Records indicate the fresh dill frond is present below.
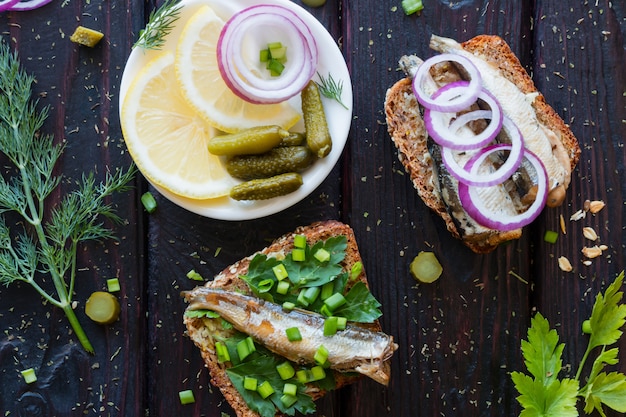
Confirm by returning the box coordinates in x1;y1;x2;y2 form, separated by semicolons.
0;38;136;354
133;0;182;50
315;71;349;110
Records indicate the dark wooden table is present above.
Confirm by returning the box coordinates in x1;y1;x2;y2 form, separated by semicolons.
1;0;624;416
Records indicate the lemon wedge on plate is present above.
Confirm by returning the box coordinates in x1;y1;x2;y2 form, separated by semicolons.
175;5;301;133
120;51;237;199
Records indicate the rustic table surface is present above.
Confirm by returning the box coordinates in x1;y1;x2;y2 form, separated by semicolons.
0;0;624;416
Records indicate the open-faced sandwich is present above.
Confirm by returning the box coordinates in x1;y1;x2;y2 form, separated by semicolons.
182;220;397;417
385;35;581;253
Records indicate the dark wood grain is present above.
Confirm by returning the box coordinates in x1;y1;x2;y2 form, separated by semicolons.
0;0;624;416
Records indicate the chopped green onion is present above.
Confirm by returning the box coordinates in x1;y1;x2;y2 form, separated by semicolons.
336;316;347;331
350;261;363;282
257;381;275;399
276;280;290;295
186;269;204;281
401;0;424;15
310;365;326;381
323;293;347;312
320;281;334;300
280;394;297;408
544;230;559;244
257;278;275;293
319;304;332;317
244;376;258;391
141;191;157;213
282;301;296;312
323;316;339;336
236;336;256;361
285;326;302;342
267;41;283;50
296;290;309;307
313;248;330;263
106;278;120;293
276;361;296;380
582;319;592;334
283;382;298;396
259;48;270;62
215;341;231;363
292;248;306;262
267;59;285;76
179;389;195;405
21;368;37;384
314;344;329;365
293;234;307;249
302;286;320;304
272;264;289;281
296;369;310;383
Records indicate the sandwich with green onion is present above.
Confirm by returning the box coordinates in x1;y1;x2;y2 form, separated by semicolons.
182;220;397;417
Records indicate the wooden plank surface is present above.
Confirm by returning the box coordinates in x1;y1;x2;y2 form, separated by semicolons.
0;0;624;416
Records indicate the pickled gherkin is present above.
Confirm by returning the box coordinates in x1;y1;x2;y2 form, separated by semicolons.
279;132;306;147
301;80;332;158
226;146;315;180
230;173;303;201
208;125;290;156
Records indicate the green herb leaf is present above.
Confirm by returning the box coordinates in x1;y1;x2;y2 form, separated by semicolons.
334;281;382;323
184;309;220;319
0;39;135;353
582;372;626;415
520;313;564;386
315;72;349;110
224;334;317;417
511;372;578;417
133;0;182;50
282;235;347;288
588;272;626;350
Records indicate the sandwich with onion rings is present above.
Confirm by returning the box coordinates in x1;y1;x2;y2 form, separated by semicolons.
385;34;580;253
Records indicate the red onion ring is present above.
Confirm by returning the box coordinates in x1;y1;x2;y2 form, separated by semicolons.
458;145;549;231
217;4;318;104
424;83;503;150
4;0;53;11
0;0;20;11
412;53;482;113
441;115;524;186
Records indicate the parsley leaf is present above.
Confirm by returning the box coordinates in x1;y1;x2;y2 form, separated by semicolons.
520;313;564;386
582;372;626;415
282;235;347;288
587;272;626;350
334;282;382;323
512;271;626;417
223;333;319;417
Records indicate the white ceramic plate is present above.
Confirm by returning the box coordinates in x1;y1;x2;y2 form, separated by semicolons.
119;0;352;220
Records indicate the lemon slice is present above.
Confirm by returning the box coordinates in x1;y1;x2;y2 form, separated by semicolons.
121;52;237;199
175;5;301;133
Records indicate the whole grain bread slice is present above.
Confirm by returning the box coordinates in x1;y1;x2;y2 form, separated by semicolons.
184;220;381;417
385;35;580;253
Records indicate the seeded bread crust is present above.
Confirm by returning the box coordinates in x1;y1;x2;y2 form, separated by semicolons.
385;35;580;253
184;220;377;417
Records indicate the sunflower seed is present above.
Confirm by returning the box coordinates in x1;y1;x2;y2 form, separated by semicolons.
558;256;573;272
581;246;603;258
582;227;598;241
589;200;605;214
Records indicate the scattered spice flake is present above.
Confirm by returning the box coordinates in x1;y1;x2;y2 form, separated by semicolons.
559;214;566;234
570;209;586;221
558;256;573;272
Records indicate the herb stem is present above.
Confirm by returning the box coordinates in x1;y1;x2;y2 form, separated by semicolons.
574;344;592;382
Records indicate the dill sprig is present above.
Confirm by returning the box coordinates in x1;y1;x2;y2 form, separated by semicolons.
133;0;182;50
0;39;136;354
315;71;349;110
